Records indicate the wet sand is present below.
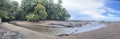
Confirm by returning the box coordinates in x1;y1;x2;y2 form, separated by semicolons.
1;21;120;39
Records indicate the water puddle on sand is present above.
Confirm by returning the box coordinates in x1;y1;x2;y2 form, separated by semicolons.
38;24;107;35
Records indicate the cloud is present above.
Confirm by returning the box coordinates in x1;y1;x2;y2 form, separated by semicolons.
62;0;104;9
102;7;120;21
61;0;106;20
61;0;120;21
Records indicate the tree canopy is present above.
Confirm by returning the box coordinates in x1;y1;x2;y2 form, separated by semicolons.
0;0;14;21
0;0;71;22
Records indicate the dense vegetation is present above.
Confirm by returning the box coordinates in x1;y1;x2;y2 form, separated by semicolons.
0;0;71;22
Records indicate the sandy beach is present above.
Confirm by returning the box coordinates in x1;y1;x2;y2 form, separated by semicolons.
0;21;120;39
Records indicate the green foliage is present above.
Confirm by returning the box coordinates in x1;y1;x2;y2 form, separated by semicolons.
41;0;70;20
11;1;19;11
20;0;37;20
0;0;13;12
59;8;71;20
0;0;14;21
34;4;47;20
0;11;7;18
21;0;36;13
26;4;47;21
26;13;39;21
15;8;23;20
10;1;19;20
0;0;71;22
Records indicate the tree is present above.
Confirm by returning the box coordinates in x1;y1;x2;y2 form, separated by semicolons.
21;0;36;13
26;13;39;21
59;8;71;20
20;0;39;20
0;0;70;21
41;0;70;20
0;11;7;18
0;0;13;12
0;0;13;21
33;4;47;20
6;1;19;21
25;4;47;21
11;1;19;12
15;8;26;20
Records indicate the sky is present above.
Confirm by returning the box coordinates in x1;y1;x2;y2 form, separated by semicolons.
12;0;120;21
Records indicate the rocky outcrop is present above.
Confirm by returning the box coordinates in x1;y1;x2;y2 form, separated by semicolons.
0;24;25;39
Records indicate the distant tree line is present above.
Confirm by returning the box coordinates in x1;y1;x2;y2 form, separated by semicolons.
0;0;71;22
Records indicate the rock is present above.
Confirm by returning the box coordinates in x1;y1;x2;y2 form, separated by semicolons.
2;31;24;39
57;34;69;36
66;25;74;28
0;25;25;39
